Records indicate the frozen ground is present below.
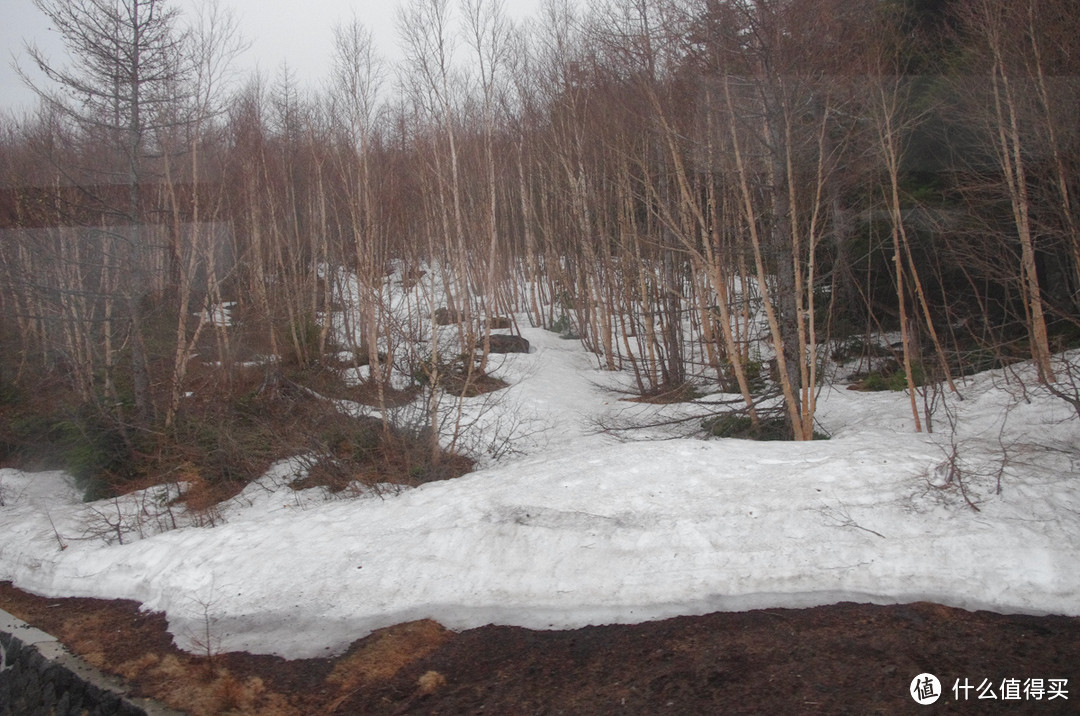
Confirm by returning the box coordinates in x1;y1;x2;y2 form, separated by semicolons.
1;324;1078;659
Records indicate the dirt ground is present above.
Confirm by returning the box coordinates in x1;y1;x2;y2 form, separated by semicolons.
2;581;1077;715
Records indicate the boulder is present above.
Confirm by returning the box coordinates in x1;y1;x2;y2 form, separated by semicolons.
485;334;530;353
434;307;461;325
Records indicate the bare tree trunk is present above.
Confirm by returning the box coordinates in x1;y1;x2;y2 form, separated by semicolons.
724;76;806;438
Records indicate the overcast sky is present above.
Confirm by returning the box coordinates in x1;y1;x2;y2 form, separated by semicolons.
1;0;547;117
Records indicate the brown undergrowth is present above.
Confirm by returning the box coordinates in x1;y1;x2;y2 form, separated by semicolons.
0;340;495;508
0;581;453;716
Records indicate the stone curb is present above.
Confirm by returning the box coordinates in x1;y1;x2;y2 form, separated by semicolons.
1;606;186;716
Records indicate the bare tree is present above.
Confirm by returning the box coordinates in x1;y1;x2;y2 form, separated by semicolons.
860;4;959;430
949;0;1061;383
462;0;512;375
21;0;195;429
329;16;388;406
704;0;864;438
162;0;244;429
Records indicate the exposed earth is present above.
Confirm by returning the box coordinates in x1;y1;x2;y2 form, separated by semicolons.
2;582;1077;715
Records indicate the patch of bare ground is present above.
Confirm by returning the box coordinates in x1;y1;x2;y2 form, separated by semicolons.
3;581;1078;715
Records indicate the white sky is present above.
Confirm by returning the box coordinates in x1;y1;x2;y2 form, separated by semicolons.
1;0;547;117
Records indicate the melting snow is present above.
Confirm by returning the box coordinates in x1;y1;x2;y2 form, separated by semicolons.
1;325;1078;658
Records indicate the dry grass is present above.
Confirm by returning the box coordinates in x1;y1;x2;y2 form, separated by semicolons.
327;619;452;692
116;652;161;680
22;595;302;716
417;669;447;694
135;654;296;716
324;619;453;711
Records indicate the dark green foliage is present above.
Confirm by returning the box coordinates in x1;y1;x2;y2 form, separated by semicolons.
831;336;892;364
0;394;138;501
0;407;69;472
58;410;139;501
717;358;765;395
702;413;830;441
858;361;926;392
549;313;578;339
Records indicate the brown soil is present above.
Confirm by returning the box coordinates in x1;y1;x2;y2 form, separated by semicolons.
2;582;1077;715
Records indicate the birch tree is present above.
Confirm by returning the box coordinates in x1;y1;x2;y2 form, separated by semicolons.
951;0;1060;383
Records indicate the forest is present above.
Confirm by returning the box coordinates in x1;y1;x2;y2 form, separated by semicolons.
1;0;1079;502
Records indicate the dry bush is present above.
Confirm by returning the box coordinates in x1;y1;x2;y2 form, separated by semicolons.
212;670;267;713
417;670;447;694
151;655;293;716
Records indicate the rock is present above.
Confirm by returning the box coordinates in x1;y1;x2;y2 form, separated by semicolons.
434;307;461;325
485;334;530;353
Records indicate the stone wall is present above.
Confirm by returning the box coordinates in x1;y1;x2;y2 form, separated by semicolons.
1;607;182;716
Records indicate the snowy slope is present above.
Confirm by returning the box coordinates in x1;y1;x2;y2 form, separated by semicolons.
1;323;1078;659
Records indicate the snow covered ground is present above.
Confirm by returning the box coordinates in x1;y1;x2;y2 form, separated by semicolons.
1;323;1078;659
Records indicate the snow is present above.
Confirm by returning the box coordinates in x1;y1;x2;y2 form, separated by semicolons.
198;301;236;327
1;323;1079;659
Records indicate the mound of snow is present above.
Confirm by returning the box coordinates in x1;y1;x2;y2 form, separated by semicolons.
1;330;1078;658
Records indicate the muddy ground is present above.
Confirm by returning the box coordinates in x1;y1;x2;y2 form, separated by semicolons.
1;582;1077;715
